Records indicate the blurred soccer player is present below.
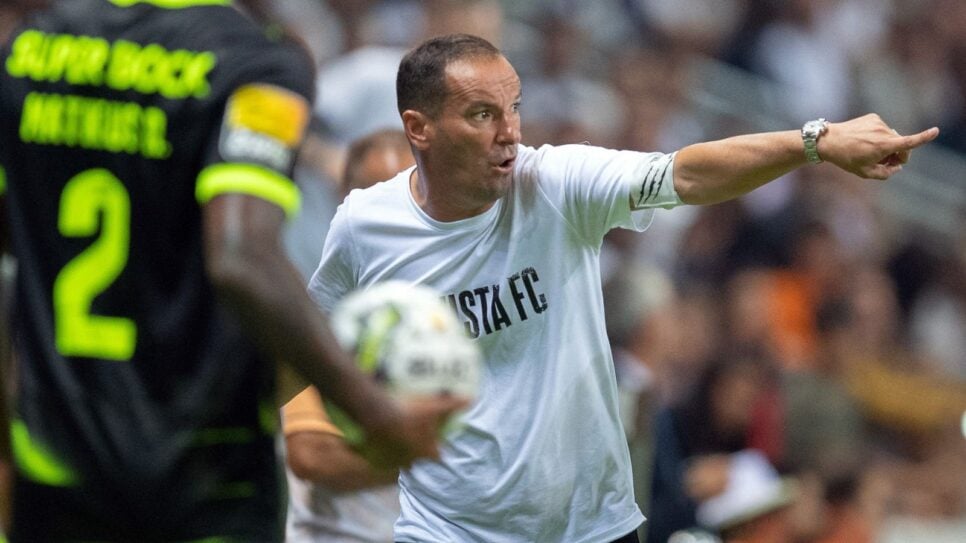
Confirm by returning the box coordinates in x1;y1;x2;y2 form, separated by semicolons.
0;2;462;541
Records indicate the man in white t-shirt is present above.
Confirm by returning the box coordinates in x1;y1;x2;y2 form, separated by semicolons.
308;34;938;543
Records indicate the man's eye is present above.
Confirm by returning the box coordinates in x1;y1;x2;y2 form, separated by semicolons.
512;102;521;113
472;111;491;121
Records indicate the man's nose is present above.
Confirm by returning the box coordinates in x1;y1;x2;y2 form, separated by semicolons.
496;117;521;145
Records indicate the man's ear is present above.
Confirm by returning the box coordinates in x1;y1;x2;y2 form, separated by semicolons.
402;110;433;152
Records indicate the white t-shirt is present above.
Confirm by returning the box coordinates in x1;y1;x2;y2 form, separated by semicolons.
285;469;399;543
308;143;680;542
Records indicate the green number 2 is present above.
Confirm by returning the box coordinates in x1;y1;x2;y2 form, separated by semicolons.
53;169;137;361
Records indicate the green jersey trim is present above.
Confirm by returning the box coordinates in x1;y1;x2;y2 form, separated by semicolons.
258;399;279;435
11;419;80;487
196;163;301;219
107;0;232;8
0;165;6;196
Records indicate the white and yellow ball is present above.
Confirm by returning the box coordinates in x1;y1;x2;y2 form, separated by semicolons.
327;280;481;444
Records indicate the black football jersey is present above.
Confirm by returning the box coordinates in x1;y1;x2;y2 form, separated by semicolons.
0;1;314;540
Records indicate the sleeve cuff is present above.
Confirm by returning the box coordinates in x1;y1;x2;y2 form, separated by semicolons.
196;162;301;219
282;386;343;437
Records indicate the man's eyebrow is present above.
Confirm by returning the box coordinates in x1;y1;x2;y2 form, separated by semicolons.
461;93;522;111
465;99;498;109
474;93;523;105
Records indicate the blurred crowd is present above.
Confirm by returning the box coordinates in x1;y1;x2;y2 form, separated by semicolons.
267;0;965;542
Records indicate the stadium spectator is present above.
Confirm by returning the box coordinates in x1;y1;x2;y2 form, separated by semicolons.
307;33;937;542
695;449;799;543
283;129;414;543
745;0;855;122
282;120;343;281
648;355;781;542
309;0;505;145
602;263;679;540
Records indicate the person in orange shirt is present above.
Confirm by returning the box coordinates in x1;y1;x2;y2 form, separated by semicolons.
283;129;415;543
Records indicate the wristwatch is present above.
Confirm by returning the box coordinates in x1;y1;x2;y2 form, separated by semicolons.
801;118;829;164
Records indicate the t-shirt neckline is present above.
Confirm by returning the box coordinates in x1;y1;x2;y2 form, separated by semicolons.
404;166;504;231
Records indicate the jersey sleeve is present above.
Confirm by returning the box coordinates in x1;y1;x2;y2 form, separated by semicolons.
195;40;315;219
519;143;682;244
282;386;342;437
307;201;357;313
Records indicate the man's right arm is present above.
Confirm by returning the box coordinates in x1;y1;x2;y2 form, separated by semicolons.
201;192;463;467
672;114;939;206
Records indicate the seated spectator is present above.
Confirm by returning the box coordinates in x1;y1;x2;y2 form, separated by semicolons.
648;355;782;543
696;450;799;543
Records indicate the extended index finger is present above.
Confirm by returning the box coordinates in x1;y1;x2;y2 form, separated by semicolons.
886;126;940;153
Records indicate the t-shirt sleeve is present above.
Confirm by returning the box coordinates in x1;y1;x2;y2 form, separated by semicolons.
520;143;682;243
307;201;357;313
282;386;343;437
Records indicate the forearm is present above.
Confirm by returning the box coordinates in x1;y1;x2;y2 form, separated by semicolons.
204;195;400;437
673;131;805;206
672;115;940;205
287;432;398;492
218;257;395;426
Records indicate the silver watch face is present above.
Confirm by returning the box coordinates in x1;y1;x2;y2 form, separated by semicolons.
803;119;828;138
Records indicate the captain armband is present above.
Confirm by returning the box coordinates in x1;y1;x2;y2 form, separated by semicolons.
631;151;683;210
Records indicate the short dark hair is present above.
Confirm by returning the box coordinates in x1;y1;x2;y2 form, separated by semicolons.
396;33;502;117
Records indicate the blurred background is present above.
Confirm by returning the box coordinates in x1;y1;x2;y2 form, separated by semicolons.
4;0;964;541
271;1;966;542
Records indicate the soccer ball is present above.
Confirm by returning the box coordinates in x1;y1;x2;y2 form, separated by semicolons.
326;280;481;445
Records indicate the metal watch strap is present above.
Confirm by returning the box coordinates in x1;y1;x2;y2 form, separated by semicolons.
802;118;829;164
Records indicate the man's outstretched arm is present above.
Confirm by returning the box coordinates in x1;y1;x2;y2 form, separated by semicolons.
673;114;940;206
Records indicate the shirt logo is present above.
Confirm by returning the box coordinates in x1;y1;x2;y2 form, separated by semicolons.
445;266;549;339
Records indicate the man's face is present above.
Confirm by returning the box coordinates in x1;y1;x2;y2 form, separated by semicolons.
426;54;522;213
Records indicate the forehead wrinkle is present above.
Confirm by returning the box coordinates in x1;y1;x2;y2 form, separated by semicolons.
444;57;520;107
